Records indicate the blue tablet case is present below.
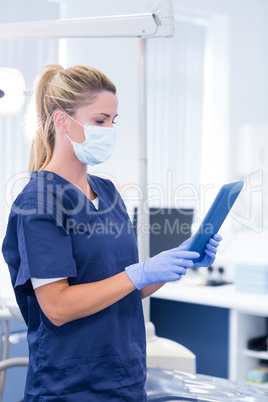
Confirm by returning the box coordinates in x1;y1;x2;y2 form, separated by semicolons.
188;180;244;263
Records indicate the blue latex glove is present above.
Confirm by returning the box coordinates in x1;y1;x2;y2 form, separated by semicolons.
125;247;200;290
180;233;222;268
192;233;222;268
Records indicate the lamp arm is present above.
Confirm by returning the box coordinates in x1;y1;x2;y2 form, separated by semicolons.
0;0;174;40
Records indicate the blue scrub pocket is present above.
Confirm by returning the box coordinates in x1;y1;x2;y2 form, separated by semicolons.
64;356;123;393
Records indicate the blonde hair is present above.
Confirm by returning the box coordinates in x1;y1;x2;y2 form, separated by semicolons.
28;64;116;173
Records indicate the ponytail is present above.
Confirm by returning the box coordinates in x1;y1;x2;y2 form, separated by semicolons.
28;64;62;173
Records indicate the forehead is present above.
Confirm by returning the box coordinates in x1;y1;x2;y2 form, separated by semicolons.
82;91;118;114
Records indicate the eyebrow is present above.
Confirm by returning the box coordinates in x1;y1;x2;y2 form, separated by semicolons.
94;113;118;119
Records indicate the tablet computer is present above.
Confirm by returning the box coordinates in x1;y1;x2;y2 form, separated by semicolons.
188;180;244;263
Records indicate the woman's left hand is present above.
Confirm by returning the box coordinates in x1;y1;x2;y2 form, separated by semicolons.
191;233;222;268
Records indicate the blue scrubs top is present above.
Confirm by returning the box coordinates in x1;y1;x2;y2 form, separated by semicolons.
2;171;146;401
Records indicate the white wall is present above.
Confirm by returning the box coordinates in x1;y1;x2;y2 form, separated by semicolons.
177;0;268;176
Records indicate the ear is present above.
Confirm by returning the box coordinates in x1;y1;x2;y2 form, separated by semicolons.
54;110;67;133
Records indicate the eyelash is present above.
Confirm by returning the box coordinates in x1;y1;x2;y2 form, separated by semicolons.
96;120;117;125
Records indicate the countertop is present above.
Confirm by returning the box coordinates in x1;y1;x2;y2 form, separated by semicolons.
152;279;268;316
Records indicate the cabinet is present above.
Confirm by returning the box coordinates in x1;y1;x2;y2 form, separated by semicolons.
150;298;229;378
151;281;268;383
229;310;268;383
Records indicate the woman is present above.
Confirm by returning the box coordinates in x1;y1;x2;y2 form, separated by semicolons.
2;64;221;401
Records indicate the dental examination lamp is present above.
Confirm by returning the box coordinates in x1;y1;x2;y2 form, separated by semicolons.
0;68;26;115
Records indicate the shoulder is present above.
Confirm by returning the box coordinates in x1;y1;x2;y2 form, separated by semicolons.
10;176;39;215
10;171;75;218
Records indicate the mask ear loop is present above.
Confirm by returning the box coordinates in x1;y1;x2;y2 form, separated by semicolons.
64;112;84;128
63;112;85;143
65;132;73;144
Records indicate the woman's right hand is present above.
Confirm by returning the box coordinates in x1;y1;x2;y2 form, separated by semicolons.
125;247;200;290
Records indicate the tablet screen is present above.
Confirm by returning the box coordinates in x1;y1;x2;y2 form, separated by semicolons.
188;180;244;263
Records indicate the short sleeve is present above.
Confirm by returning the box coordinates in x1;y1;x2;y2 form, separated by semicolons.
31;277;67;289
15;205;77;295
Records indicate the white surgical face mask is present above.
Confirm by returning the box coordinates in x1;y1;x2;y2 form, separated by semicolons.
64;113;116;166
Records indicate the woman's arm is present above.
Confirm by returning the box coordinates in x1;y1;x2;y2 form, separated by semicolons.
35;234;222;326
35;274;165;326
140;282;165;299
35;272;135;327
